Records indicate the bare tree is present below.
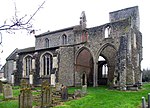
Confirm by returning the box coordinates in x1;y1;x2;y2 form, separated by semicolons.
0;1;46;44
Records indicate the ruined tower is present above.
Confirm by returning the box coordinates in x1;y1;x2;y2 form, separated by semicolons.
109;6;142;89
5;6;142;90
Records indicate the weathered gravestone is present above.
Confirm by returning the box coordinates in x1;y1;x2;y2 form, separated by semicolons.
73;89;82;98
19;79;32;108
41;80;52;108
3;84;13;99
82;85;87;96
51;74;56;86
73;85;87;98
55;83;62;92
0;80;3;93
142;97;146;108
61;85;68;101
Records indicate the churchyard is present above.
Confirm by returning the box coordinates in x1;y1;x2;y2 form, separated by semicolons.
0;80;150;108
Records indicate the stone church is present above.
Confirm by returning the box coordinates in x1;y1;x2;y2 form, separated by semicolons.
4;6;142;90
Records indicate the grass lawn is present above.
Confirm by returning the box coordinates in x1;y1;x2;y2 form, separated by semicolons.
55;83;150;108
0;83;150;108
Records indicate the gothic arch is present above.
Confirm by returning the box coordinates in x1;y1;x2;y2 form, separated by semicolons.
96;43;116;61
61;33;68;45
96;43;117;85
75;46;94;64
23;54;33;60
104;24;112;38
22;54;33;77
75;46;94;86
45;38;49;48
40;51;53;77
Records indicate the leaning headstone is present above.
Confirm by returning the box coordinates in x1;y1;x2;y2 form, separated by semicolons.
61;85;68;101
19;79;32;108
148;93;150;108
82;85;87;96
142;97;146;108
41;80;52;108
3;84;13;99
73;89;82;98
0;80;3;93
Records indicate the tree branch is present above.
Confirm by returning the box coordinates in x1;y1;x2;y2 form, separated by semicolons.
0;1;46;32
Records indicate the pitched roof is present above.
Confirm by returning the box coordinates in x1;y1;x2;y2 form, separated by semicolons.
6;47;35;61
6;48;18;61
18;47;35;54
35;26;76;37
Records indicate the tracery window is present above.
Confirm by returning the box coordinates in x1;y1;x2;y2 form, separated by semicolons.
23;55;32;77
102;64;108;78
40;53;53;76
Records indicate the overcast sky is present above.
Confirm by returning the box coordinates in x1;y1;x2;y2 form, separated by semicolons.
0;0;149;69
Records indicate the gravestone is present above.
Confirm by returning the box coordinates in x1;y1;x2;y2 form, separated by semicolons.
20;79;29;88
0;80;2;93
148;93;150;108
55;83;62;92
73;85;87;98
73;89;82;98
41;80;52;108
3;84;13;99
82;85;87;96
51;74;56;86
19;79;32;108
142;97;146;108
61;85;68;101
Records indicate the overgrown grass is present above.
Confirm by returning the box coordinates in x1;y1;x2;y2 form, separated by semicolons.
55;84;150;108
0;83;150;108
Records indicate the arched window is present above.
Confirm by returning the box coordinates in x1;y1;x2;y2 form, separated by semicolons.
40;53;53;76
45;38;49;48
62;34;67;45
23;55;32;77
102;64;108;78
133;33;136;48
98;56;108;78
105;26;111;38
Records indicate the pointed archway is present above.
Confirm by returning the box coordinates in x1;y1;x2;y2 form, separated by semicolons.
75;47;94;86
97;43;117;86
97;56;108;85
